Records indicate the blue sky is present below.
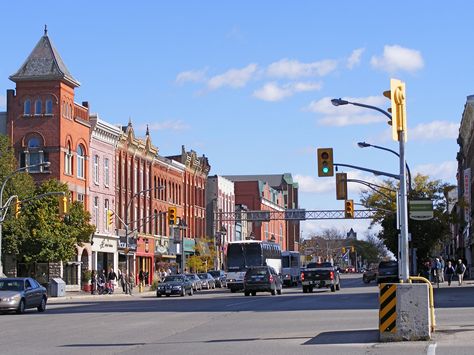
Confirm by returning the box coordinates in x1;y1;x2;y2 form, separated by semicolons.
0;1;469;239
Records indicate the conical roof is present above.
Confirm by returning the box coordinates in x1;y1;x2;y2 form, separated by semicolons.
9;27;80;87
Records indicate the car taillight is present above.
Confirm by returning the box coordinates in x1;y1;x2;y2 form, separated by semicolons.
269;275;273;283
301;272;305;281
330;271;334;280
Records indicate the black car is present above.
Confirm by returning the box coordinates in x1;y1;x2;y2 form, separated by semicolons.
376;261;399;284
156;275;193;297
362;268;377;284
208;270;227;288
244;266;282;296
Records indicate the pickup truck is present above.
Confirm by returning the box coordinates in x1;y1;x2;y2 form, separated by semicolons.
301;262;341;293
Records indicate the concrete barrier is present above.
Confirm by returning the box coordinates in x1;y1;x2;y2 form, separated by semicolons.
379;283;431;341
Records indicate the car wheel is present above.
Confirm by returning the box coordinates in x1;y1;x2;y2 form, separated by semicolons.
181;289;185;297
251;291;256;296
37;297;47;312
309;287;313;293
363;276;369;284
231;288;236;293
166;294;170;297
277;288;282;295
157;294;162;297
244;291;250;296
271;289;276;296
16;299;25;314
330;285;336;292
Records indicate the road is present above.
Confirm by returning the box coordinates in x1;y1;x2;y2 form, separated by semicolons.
1;274;474;355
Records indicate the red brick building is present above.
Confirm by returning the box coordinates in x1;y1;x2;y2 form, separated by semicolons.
7;29;90;206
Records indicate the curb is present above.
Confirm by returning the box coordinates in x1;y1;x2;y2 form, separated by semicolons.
48;290;156;302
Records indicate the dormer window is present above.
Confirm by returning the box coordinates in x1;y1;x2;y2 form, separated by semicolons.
35;100;42;115
24;99;31;115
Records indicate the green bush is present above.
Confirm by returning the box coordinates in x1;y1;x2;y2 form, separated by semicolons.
150;278;160;291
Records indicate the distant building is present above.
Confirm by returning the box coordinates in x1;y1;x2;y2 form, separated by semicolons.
224;173;300;251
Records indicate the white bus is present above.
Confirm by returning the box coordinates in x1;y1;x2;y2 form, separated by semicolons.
281;251;301;286
225;240;282;293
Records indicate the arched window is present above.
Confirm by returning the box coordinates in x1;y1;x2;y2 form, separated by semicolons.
77;145;85;179
35;99;42;115
94;196;99;231
45;99;53;115
64;142;72;175
24;99;31;115
20;136;48;172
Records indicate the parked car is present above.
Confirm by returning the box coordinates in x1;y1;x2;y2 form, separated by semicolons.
0;277;47;314
197;273;216;289
208;270;227;288
244;266;282;296
362;267;377;284
376;260;399;284
185;274;202;292
156;275;193;297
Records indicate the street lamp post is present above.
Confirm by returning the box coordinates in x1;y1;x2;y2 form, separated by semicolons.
331;98;410;282
123;185;164;293
357;141;412;192
0;161;51;277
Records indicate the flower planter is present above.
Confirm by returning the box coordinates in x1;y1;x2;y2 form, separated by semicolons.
82;283;91;292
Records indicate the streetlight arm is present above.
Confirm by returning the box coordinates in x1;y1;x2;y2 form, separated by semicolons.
332;98;392;120
334;163;399;180
0;195;18;222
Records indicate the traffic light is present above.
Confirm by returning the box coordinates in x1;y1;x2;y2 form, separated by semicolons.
383;78;407;142
336;173;347;200
344;199;354;218
317;148;334;177
351;246;355;253
106;209;114;228
14;200;21;218
168;206;177;225
342;247;346;254
58;196;68;215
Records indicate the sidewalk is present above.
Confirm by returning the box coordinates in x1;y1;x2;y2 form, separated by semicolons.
48;287;156;302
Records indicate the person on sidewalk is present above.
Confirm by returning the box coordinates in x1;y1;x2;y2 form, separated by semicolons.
107;268;117;292
439;255;445;283
456;259;467;286
118;269;126;293
445;261;455;286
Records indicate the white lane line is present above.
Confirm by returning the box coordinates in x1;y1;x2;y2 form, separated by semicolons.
427;343;437;355
226;298;264;307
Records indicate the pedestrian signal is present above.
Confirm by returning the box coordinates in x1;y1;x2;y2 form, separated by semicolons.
59;196;68;215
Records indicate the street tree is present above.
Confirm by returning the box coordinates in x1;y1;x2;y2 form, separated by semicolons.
3;179;95;263
360;174;455;266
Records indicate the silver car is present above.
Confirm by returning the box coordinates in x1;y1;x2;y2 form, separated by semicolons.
185;274;202;291
0;277;48;314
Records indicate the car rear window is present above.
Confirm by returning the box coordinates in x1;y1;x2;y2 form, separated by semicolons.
247;268;268;276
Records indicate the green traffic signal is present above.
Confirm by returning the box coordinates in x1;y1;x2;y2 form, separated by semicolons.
317;148;334;177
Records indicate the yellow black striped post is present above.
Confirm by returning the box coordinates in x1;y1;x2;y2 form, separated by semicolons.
379;283;397;333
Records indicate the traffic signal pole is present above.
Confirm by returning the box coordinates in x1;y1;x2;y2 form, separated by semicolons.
399;129;410;282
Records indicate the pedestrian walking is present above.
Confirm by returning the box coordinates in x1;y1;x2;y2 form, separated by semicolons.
456;259;467;286
445;261;455;286
118;269;126;293
107;268;117;292
439;255;445;283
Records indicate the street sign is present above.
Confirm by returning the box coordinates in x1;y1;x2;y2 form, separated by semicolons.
409;200;433;220
284;209;306;220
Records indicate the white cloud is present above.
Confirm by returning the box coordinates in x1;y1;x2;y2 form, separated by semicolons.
0;95;5;108
318;114;386;127
207;64;258;90
414;161;457;182
306;96;389;127
409;121;459;141
175;69;207;84
371;45;424;73
347;48;365;69
266;58;338;79
294;174;334;193
253;81;322;102
145;120;190;131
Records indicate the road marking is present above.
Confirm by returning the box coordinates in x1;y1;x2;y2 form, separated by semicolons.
427;343;437;355
225;298;263;307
